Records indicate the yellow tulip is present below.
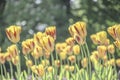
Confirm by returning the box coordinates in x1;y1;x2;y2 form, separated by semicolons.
45;26;56;40
68;55;76;63
12;56;19;65
40;35;54;53
116;59;120;67
59;51;67;60
69;66;75;72
7;44;19;58
38;64;45;77
107;44;115;54
107;25;117;40
5;52;12;61
6;25;21;43
97;45;107;58
73;45;80;55
54;60;60;67
31;45;43;59
65;37;75;46
26;60;33;68
22;39;35;55
47;66;54;73
81;58;88;68
41;59;49;67
114;40;120;49
55;42;67;53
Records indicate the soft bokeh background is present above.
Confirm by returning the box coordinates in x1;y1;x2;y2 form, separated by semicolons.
0;0;120;52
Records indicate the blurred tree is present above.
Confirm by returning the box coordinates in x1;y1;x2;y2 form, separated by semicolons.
0;0;120;50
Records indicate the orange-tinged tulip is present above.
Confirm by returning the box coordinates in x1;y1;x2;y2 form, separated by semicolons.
22;39;35;55
97;45;107;58
107;44;115;54
7;44;19;58
31;45;43;59
0;53;6;64
114;40;120;49
45;26;56;40
54;60;60;67
63;45;72;55
5;52;12;61
68;55;76;63
81;58;88;68
26;60;33;68
73;45;80;55
38;64;45;77
12;56;19;65
91;51;99;61
6;25;21;43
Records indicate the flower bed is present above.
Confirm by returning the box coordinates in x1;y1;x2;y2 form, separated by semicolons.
0;21;119;80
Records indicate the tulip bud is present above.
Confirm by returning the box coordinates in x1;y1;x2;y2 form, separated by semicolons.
26;60;33;68
107;44;115;54
73;45;80;55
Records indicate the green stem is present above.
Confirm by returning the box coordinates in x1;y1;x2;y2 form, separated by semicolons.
0;64;3;79
9;62;13;79
112;54;117;79
85;43;92;79
3;64;7;77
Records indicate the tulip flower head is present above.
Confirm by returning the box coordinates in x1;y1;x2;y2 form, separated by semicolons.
6;25;21;43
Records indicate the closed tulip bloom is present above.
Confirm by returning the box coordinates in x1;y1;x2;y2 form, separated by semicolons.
73;45;80;55
41;35;54;53
31;45;43;59
45;26;56;40
54;60;60;67
91;51;99;61
65;37;75;46
0;53;6;64
64;65;69;71
31;65;38;74
63;45;72;55
6;25;21;43
68;55;76;63
59;51;67;60
12;56;19;65
69;66;75;72
107;44;115;54
41;59;49;67
97;45;107;58
22;39;35;55
116;59;120;67
81;58;88;68
34;32;45;46
109;59;115;66
96;31;107;44
55;43;67;53
115;25;120;40
107;25;117;40
47;66;54;73
90;34;99;44
7;44;19;58
38;64;45;77
26;60;33;68
114;40;120;49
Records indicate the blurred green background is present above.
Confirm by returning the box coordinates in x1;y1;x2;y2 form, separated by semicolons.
0;0;120;51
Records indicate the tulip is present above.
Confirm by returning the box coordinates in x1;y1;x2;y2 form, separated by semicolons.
6;25;21;43
97;45;107;58
68;55;76;63
26;60;33;68
73;45;80;55
45;26;56;40
22;39;35;55
7;44;19;58
47;66;54;73
54;60;60;67
116;59;120;67
65;37;75;46
114;40;120;49
0;53;6;64
107;44;115;54
12;56;19;65
81;58;88;68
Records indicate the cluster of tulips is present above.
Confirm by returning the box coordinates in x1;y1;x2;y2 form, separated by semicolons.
0;21;120;80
